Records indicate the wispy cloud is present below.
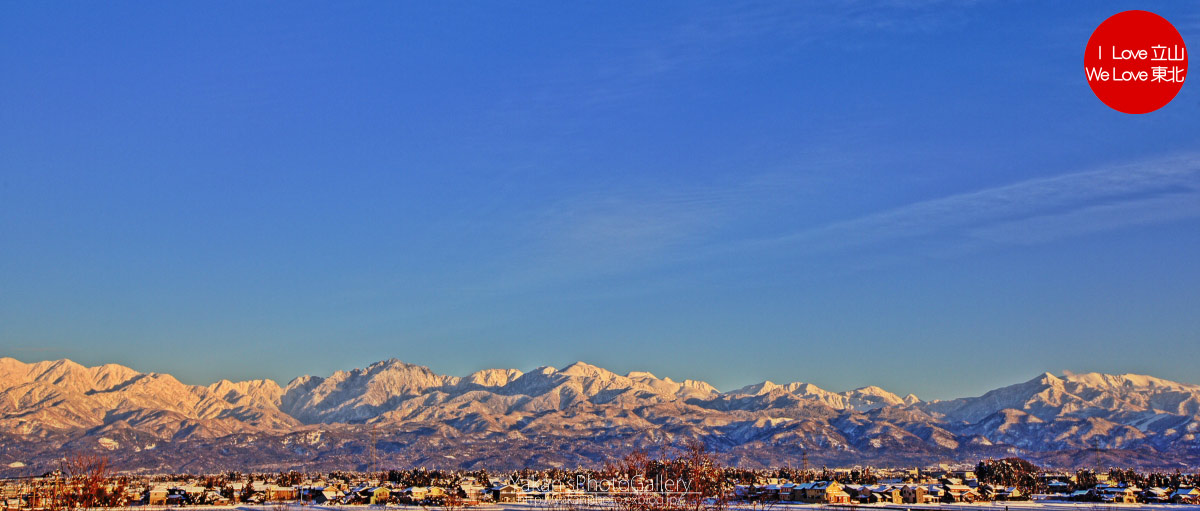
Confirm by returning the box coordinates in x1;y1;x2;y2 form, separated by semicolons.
485;1;982;118
448;153;1200;302
765;154;1200;254
515;172;813;272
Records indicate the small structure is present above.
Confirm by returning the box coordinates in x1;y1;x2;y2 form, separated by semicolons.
794;481;850;504
1096;485;1140;504
940;484;978;503
401;486;429;503
144;487;169;506
870;485;904;504
1172;487;1200;504
365;487;390;505
1143;487;1170;503
993;487;1023;501
900;484;928;504
266;485;299;502
490;484;522;503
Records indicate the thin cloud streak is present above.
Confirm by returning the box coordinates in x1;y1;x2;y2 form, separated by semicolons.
765;154;1200;254
495;172;817;283
462;154;1200;298
484;1;980;120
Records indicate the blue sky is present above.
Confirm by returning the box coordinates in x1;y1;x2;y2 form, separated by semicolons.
2;1;1198;400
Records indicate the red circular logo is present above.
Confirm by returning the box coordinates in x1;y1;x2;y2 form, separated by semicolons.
1084;10;1187;114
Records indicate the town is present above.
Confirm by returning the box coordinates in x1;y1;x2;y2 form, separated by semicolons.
3;454;1199;511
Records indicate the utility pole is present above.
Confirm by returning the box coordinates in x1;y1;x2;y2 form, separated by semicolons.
370;426;379;476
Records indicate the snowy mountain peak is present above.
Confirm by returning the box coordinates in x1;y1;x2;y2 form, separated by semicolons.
1036;372;1063;385
559;361;614;378
1063;371;1197;391
681;379;719;395
207;378;284;406
841;385;909;411
923;369;1200;424
463;368;523;387
4;358;1200;473
735;380;782;395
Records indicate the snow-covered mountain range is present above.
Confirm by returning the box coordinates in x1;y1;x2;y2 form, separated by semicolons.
1;357;1198;473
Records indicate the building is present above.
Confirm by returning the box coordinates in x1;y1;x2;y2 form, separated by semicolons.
266;485;299;502
940;484;978;503
1172;487;1200;504
900;484;929;504
365;487;390;505
794;481;850;504
490;484;522;503
869;486;904;504
1096;485;1140;504
144;487;168;506
401;486;429;503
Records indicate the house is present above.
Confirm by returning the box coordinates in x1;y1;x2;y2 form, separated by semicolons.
900;484;928;504
840;484;864;502
869;486;904;504
302;487;343;504
1096;485;1139;504
239;481;267;503
794;481;850;504
759;483;783;500
1172;487;1200;504
940;484;978;503
790;482;814;501
993;487;1023;501
1046;480;1071;495
1143;487;1171;503
164;488;193;507
459;484;485;504
490;484;522;503
364;487;390;505
778;482;796;501
320;489;344;504
144;487;169;506
1068;489;1093;501
204;491;231;506
401;486;429;503
949;470;976;482
178;485;205;499
123;487;143;505
266;485;299;502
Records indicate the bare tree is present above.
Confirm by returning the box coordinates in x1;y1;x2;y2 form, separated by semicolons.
609;441;727;511
45;454;115;510
442;491;464;511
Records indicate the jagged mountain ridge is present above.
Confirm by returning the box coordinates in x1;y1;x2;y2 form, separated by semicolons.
1;357;1198;473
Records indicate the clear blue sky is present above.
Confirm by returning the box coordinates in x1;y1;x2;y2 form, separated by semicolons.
2;1;1198;400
